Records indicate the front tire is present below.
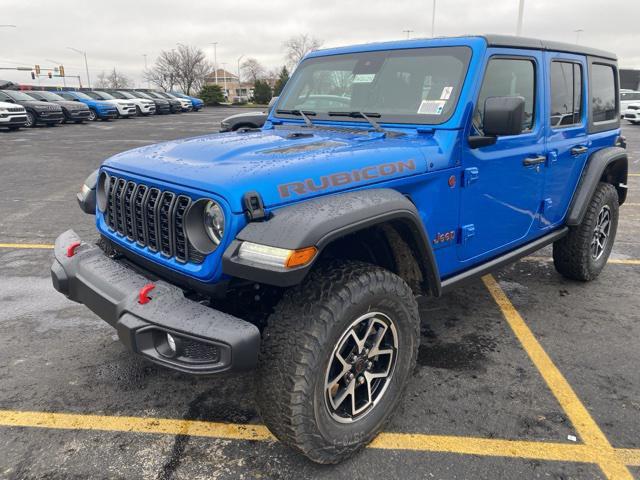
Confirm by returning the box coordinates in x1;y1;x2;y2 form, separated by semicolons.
553;182;619;281
87;109;97;122
25;111;36;128
257;261;420;463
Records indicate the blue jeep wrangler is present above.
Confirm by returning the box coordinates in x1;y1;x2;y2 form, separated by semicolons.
52;35;627;463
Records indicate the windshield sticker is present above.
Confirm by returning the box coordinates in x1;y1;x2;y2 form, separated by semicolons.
418;100;446;115
352;73;376;83
440;86;453;100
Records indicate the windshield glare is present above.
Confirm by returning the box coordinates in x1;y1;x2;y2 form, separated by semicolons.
73;92;93;100
94;91;115;100
33;91;65;101
277;46;471;125
3;90;38;101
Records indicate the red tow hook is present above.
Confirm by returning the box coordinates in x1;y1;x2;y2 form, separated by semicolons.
66;241;82;257
138;283;156;305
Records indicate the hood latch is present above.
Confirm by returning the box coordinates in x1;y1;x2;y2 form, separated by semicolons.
243;191;267;221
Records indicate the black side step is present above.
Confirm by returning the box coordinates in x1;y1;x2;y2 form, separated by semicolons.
440;228;568;294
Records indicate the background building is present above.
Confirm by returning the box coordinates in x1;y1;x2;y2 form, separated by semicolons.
204;68;254;103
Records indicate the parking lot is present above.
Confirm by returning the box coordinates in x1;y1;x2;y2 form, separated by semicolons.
0;110;639;479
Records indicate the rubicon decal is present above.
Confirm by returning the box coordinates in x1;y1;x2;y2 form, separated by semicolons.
278;159;417;199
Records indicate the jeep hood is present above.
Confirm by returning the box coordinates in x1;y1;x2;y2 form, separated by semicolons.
103;128;438;213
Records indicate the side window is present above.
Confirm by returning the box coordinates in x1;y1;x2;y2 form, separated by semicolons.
591;64;617;122
550;61;583;128
474;58;535;134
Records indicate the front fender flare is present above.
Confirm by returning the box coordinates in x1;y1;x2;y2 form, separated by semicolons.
222;189;440;294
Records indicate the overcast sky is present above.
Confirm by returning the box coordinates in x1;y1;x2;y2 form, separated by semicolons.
1;0;639;89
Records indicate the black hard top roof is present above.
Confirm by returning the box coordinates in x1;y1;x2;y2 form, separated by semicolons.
481;34;616;61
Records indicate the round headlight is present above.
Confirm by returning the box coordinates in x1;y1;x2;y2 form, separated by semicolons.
184;198;225;254
203;201;225;245
96;171;110;212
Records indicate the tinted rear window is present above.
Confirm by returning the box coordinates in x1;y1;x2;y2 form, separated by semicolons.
591;64;616;123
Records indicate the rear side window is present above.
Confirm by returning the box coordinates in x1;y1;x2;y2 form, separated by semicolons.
550;61;582;128
591;64;617;122
474;58;535;134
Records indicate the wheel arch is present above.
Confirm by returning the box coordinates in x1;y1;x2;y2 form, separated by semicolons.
566;146;628;226
222;189;441;296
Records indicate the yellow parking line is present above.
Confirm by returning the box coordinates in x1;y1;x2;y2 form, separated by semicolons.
617;448;640;467
0;410;273;441
0;243;54;249
629;173;640;177
2;409;639;467
483;275;633;479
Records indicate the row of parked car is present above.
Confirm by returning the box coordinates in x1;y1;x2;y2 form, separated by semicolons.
0;89;204;130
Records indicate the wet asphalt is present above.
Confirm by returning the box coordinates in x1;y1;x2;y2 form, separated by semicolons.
0;111;639;479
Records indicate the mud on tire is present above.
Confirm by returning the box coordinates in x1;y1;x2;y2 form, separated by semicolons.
256;260;420;463
553;182;619;281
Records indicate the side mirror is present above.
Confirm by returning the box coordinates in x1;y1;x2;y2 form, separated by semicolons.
73;98;81;102
469;96;525;149
268;96;279;112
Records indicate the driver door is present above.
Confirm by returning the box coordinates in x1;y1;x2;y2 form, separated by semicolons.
458;50;546;262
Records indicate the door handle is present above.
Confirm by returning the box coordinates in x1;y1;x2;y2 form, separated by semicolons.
523;155;547;167
571;145;588;156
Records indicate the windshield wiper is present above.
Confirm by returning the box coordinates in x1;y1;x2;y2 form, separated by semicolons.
275;109;316;128
328;111;386;134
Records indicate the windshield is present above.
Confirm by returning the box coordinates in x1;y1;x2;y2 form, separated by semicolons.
30;91;65;101
116;91;135;99
2;90;39;101
73;91;93;100
94;91;115;100
276;46;471;125
134;91;152;99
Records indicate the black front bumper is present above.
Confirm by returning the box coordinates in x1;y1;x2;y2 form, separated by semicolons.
51;230;260;375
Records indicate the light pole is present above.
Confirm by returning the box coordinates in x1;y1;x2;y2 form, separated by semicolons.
142;54;149;89
46;58;66;87
403;29;413;39
431;0;437;37
68;47;91;89
237;55;244;84
221;62;228;101
574;29;584;44
516;0;525;36
210;42;218;85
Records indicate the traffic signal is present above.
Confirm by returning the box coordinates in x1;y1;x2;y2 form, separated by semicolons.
35;64;41;74
47;72;52;79
31;72;36;80
59;65;65;77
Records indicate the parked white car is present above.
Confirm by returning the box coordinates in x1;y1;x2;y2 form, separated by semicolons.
0;100;27;130
623;102;640;124
108;90;156;115
162;92;193;112
620;90;640;115
85;90;137;117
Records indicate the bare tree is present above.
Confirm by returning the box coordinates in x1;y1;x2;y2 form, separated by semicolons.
95;71;109;89
283;34;323;70
144;49;180;91
241;57;265;84
144;45;209;94
95;68;131;89
173;44;211;94
107;68;131;89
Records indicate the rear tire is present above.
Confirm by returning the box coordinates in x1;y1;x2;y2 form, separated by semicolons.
256;261;420;464
553;182;619;281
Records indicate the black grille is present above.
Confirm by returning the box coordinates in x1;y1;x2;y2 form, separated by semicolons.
104;176;203;264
